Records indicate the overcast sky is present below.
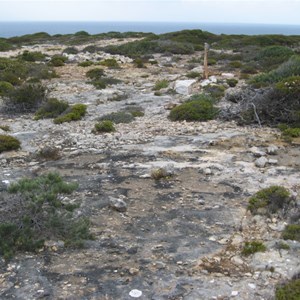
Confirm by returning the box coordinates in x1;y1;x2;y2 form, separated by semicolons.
1;0;300;25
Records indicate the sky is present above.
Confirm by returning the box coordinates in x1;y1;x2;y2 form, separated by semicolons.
0;0;300;25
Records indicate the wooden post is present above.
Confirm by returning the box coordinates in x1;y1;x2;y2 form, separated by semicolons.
203;42;209;79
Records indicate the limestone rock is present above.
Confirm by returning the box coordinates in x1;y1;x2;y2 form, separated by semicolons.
255;157;268;168
174;80;196;95
267;145;279;155
109;197;127;212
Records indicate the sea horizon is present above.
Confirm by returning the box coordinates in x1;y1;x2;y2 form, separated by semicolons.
1;21;300;38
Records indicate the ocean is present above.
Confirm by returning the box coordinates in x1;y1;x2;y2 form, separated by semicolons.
0;21;300;38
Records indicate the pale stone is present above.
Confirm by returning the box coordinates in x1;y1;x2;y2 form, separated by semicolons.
174;79;197;95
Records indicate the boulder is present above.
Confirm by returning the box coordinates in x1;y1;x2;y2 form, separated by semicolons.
174;80;197;95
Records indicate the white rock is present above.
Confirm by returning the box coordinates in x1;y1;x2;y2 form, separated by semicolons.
249;146;266;157
231;291;239;297
268;159;278;165
255;157;268;168
267;145;279;155
221;73;235;78
174;80;197;95
248;283;256;289
129;289;142;298
109;197;127;212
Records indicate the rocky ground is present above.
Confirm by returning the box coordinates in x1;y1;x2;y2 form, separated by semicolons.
0;39;299;300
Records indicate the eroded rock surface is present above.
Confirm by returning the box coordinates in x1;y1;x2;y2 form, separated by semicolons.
0;39;299;300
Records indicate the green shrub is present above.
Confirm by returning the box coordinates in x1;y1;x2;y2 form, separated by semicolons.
277;242;290;250
35;98;69;120
98;111;135;124
0;125;10;132
282;224;300;241
151;168;170;180
282;128;300;138
133;58;145;68
38;146;60;160
153;79;169;91
0;135;21;153
203;84;226;100
82;45;100;53
86;68;105;80
63;47;79;54
74;30;90;36
78;61;94;67
93;120;116;133
226;78;238;87
248;186;290;215
0;40;12;51
0;57;29;85
169;94;218;122
49;55;68;67
0;173;92;260
89;77;122;89
99;58;120;68
251;55;300;87
256;46;294;71
53;104;87;124
0;81;14;96
186;71;201;79
275;278;300;300
240;64;258;75
241;241;267;256
229;60;242;68
4;83;47;113
208;58;217;65
19;50;45;62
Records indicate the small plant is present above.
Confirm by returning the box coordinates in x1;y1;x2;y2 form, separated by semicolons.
38;146;60;160
0;173;92;260
98;111;135;124
86;68;105;80
0;81;14;96
93;120;116;133
186;71;201;79
34;98;69;120
208;58;217;65
153;79;169;91
226;78;238;87
275;277;300;300
19;50;45;62
203;84;226;100
0;125;10;132
3;83;47;113
248;186;290;215
0;135;21;153
53;104;87;124
281;127;300;138
277;242;290;250
169;94;218;122
49;55;68;67
229;60;242;68
133;58;145;68
99;58;120;68
151;168;169;180
282;224;300;241
78;61;94;67
63;47;79;54
241;241;266;256
89;77;122;89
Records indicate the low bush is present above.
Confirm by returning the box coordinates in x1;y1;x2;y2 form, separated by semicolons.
226;78;238;87
153;79;169;91
93;120;116;133
256;46;294;71
203;84;226;100
186;71;201;79
38;146;60;160
282;224;300;241
82;45;101;53
241;241;266;256
248;186;290;215
99;58;120;68
169;94;218;122
49;55;68;67
98;111;135;124
53;103;87;124
208;58;217;65
3;83;47;113
229;60;242;68
0;125;10;132
133;58;145;68
34;98;69;120
275;277;300;300
0;135;21;153
63;47;79;54
86;68;105;80
151;168;170;180
281;127;300;138
0;81;14;96
19;50;45;62
78;61;94;67
0;173;92;260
